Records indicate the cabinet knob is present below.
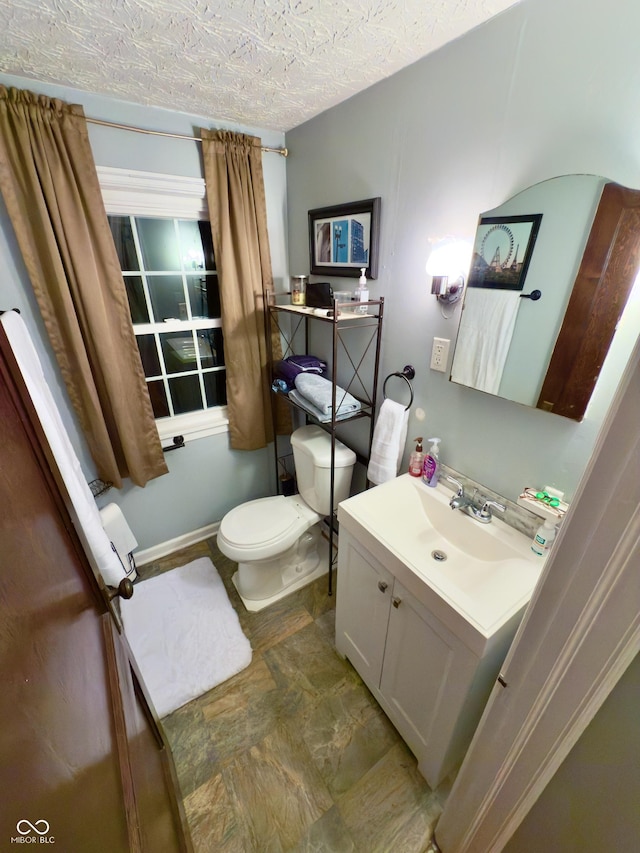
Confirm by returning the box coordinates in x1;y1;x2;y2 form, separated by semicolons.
377;581;388;593
392;596;402;608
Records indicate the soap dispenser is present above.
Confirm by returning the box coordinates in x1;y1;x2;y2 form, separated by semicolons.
422;438;441;487
355;268;369;314
408;437;424;477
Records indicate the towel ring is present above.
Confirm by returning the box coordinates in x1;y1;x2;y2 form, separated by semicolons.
383;365;415;410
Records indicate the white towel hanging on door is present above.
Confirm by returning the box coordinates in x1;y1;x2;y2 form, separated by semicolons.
0;310;126;587
367;398;409;485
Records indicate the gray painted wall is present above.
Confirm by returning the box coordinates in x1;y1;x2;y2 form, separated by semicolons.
0;73;287;550
285;0;640;504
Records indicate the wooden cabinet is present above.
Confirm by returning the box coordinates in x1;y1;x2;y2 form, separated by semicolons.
336;528;506;789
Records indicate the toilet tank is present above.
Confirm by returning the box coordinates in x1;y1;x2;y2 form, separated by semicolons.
291;425;356;515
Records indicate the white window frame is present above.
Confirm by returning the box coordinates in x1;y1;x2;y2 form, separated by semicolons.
98;166;229;443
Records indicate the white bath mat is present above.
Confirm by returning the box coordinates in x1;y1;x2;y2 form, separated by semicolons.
121;557;252;717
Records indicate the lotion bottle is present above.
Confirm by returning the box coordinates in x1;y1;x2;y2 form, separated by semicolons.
408;437;424;477
531;518;557;556
422;437;441;487
355;268;369;313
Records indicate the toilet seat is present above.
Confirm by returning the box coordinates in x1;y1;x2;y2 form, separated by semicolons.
218;495;319;562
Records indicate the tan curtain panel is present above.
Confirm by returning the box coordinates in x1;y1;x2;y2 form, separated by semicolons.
0;86;167;488
201;129;289;450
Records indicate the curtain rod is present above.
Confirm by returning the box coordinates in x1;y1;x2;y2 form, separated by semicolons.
86;117;288;157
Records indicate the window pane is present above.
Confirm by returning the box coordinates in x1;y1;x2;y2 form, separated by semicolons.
137;219;181;270
147;379;170;418
187;274;220;319
148;275;187;322
204;370;227;407
161;331;198;374
109;216;139;271
124;275;149;324
169;375;203;414
178;220;215;271
197;329;224;368
177;220;204;270
136;334;161;376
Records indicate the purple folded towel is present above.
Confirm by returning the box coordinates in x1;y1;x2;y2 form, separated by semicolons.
273;355;327;390
286;355;327;373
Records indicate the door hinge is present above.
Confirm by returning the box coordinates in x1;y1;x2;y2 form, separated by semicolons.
497;674;508;688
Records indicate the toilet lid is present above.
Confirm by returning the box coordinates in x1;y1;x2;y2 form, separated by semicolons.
220;496;301;548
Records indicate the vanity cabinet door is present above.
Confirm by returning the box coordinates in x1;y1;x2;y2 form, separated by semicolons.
379;580;454;755
335;530;394;688
379;580;478;785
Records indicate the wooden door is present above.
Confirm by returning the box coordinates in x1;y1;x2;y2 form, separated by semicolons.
0;328;191;852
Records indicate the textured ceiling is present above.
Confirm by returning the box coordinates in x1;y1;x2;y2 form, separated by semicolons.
0;0;520;133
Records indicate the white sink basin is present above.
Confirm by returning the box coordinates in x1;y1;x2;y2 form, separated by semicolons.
337;474;545;648
411;478;525;563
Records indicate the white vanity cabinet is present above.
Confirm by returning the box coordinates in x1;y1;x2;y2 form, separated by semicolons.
335;476;544;789
336;529;484;787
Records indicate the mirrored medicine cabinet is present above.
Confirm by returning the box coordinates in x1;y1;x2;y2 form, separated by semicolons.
449;175;640;420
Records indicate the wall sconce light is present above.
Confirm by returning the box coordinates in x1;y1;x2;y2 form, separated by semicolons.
426;238;472;305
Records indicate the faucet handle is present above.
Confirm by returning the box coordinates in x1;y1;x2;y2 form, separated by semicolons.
446;475;464;496
479;499;506;517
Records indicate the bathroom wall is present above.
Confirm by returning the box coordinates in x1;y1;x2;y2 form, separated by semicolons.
0;73;287;551
285;0;640;503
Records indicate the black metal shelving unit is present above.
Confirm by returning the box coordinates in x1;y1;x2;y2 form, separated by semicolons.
265;291;384;595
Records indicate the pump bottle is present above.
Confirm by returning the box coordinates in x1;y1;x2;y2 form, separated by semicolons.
422;438;441;487
355;268;369;314
408;438;424;477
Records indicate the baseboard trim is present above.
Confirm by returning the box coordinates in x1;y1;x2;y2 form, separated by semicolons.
135;521;220;566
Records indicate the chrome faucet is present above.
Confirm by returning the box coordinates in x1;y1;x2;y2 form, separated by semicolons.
445;476;506;524
446;476;475;511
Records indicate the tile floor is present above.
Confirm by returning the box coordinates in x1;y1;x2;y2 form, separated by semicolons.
139;537;447;853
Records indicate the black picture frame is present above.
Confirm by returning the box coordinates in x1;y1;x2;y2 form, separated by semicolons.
308;197;381;279
467;213;543;291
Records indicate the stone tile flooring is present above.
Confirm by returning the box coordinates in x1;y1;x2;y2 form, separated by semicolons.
139;537;446;852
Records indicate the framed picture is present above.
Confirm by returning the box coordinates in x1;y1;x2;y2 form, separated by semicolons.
467;213;543;291
308;197;381;279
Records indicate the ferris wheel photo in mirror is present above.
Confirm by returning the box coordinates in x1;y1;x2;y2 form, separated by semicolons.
468;213;542;291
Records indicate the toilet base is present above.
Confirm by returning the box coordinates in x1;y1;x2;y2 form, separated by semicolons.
232;535;330;613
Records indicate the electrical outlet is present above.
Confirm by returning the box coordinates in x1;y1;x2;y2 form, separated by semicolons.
430;337;450;372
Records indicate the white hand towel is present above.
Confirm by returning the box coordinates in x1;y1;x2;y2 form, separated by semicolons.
0;310;126;587
450;289;520;394
367;399;409;486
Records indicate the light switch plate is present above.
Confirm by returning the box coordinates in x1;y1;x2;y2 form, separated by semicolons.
430;337;450;372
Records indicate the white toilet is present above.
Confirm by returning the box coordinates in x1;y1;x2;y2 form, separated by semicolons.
217;425;356;610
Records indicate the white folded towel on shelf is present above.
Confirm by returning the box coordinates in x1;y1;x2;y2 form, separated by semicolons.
294;372;361;417
367;399;409;485
288;389;357;424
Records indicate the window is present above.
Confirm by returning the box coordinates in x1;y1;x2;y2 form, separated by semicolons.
99;167;228;441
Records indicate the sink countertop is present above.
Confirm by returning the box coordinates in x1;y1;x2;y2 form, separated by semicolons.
337;474;547;654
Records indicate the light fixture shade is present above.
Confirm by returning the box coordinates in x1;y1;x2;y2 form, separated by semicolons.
426;239;472;280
